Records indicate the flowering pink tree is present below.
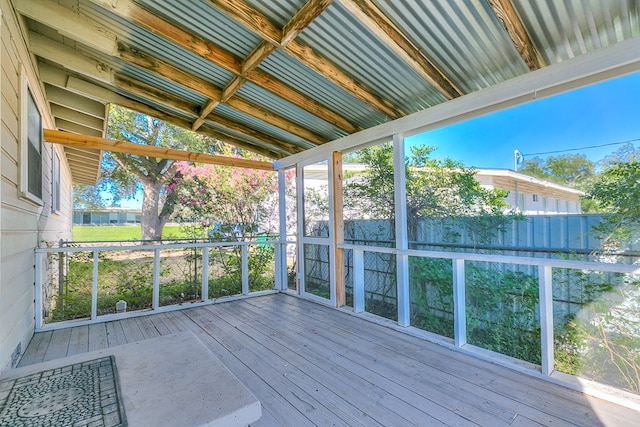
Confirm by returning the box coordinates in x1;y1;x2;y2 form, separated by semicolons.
170;161;285;240
169;161;293;293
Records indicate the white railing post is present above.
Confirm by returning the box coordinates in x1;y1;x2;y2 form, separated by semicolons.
153;248;160;310
241;244;249;295
354;249;365;313
539;265;554;375
91;250;99;320
453;259;466;347
34;251;43;329
202;247;209;302
277;169;288;291
393;133;410;327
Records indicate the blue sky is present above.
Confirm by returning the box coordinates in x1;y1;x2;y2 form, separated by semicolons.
406;71;640;170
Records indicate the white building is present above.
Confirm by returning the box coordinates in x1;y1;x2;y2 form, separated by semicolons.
475;169;583;215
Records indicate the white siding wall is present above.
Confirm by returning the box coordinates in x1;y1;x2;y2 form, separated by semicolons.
0;1;73;373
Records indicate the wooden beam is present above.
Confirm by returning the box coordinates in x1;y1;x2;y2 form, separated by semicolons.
332;151;345;307
488;0;543;71
116;41;223;100
44;129;275;170
282;0;334;47
206;0;281;45
65;77;285;159
87;0;356;133
15;0;117;55
209;0;402;118
339;0;462;100
113;74;303;154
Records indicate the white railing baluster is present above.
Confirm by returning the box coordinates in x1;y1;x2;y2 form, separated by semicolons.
453;259;466;347
91;250;99;320
354;249;364;313
153;248;160;310
539;265;554;375
241;244;249;295
202;247;209;302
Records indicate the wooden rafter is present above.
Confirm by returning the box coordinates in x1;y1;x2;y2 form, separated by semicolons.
54;71;286;159
339;0;462;100
113;74;305;155
87;0;356;133
44;129;275;171
207;0;402;119
488;0;543;71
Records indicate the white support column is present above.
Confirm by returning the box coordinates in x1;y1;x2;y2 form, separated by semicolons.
201;247;209;301
277;169;288;291
153;248;160;310
34;251;43;329
296;165;304;294
241;245;249;295
354;249;365;313
539;265;555;375
393;133;410;327
453;259;466;347
91;250;99;320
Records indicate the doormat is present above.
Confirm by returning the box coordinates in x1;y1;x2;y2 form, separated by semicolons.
0;355;127;426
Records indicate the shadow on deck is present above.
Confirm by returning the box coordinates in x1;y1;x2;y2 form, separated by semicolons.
16;294;640;426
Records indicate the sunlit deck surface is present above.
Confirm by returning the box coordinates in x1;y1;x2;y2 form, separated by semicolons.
19;294;640;426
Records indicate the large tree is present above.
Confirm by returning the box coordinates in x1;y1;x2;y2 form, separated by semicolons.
78;105;223;240
343;143;513;241
519;154;595;188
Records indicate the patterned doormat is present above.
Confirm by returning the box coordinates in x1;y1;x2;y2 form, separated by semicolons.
0;355;127;426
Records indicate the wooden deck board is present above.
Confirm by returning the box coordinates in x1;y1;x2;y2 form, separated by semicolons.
17;331;52;367
17;294;640;426
88;323;108;352
243;296;577;426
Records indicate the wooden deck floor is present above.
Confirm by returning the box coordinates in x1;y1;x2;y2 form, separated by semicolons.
18;294;640;426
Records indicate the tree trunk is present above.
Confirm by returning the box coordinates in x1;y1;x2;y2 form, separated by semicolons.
141;180;164;241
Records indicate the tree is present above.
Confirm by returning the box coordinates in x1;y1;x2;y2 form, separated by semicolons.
520;154;595;188
584;159;640;246
83;105;223;240
343;143;514;242
169;161;285;240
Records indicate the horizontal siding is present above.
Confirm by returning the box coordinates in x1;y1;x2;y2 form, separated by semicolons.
0;0;73;373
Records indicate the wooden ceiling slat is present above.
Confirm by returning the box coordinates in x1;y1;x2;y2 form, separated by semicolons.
488;0;544;71
45;129;275;171
339;0;462;100
282;0;334;47
209;0;403;119
113;74;304;155
87;0;356;134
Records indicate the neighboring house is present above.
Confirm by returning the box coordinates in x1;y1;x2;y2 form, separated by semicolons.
0;1;102;372
306;164;583;216
475;169;583;215
74;208;142;225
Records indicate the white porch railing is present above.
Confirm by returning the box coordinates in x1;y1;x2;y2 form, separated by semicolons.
35;240;285;331
340;243;640;378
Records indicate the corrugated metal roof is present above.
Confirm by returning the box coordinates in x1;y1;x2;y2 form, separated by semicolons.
374;0;529;93
236;82;348;141
20;0;640;166
514;0;640;63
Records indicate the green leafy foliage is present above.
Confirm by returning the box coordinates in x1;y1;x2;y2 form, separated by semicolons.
584;160;640;245
519;154;595;188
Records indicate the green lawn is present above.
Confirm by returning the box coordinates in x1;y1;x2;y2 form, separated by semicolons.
72;225;199;241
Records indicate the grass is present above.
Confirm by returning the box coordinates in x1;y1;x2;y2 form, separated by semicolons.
72;225;203;241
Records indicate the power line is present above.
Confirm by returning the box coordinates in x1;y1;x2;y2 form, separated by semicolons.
522;137;639;157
